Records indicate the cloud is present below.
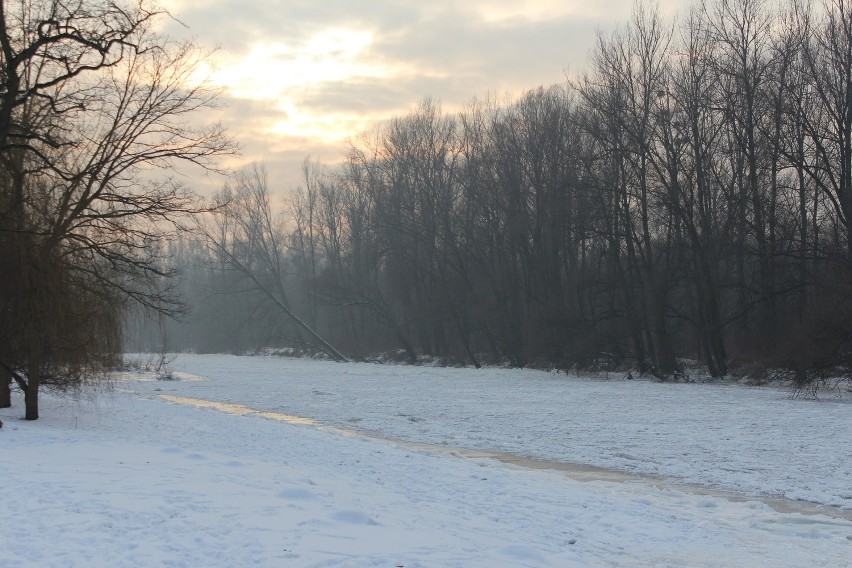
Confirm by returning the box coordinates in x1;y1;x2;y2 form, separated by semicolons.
156;0;666;192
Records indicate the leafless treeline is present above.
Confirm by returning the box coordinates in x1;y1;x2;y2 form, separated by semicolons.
146;0;852;380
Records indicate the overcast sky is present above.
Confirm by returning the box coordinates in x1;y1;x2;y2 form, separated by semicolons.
159;0;676;192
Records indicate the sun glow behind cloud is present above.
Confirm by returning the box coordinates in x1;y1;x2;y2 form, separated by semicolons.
212;29;378;99
156;0;658;190
197;28;400;142
266;101;375;145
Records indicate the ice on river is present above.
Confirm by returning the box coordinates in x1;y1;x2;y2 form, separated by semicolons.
2;353;850;567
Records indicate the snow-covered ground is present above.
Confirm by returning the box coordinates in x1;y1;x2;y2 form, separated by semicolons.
2;354;851;567
136;354;852;509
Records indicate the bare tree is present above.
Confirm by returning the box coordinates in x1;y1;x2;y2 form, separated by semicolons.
205;165;348;362
0;0;234;419
125;0;852;384
792;0;852;266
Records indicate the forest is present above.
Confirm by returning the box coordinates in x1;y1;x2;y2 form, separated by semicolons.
131;0;852;384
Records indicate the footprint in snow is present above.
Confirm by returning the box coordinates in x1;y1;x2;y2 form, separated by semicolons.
331;510;379;525
276;488;316;500
500;545;546;563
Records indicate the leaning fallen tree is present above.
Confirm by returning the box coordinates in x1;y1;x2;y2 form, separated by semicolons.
202;165;349;363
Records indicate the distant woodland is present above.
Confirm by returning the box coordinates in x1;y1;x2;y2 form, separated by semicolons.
130;0;852;383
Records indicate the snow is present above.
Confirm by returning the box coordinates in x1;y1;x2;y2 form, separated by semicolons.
136;354;852;509
2;354;851;567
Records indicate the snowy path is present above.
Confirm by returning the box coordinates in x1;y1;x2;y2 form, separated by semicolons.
131;354;852;510
2;354;851;567
157;392;851;521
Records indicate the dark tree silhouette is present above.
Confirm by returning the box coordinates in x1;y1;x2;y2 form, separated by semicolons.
0;0;233;419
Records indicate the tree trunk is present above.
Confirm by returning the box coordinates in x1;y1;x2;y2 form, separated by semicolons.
24;349;40;420
652;286;678;376
25;331;40;420
699;265;728;377
24;376;38;420
0;366;11;408
797;136;808;321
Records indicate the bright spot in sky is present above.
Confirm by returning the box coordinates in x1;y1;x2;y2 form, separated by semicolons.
158;0;667;187
199;28;392;142
267;102;374;144
211;29;381;100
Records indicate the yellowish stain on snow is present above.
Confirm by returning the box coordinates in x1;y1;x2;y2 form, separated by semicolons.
159;394;335;428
